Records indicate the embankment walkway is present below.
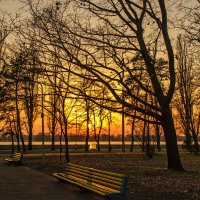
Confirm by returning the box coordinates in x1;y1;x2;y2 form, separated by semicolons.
0;158;103;200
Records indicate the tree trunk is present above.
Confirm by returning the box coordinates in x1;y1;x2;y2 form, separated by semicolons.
19;131;26;152
85;99;90;152
51;103;56;150
51;131;55;150
108;119;112;152
191;130;199;155
28;126;33;150
146;117;152;159
28;97;34;150
162;107;183;170
15;132;20;152
155;121;161;152
13;120;20;152
142;118;146;152
59;129;63;161
185;127;192;152
97;139;100;151
15;82;25;152
130;116;135;152
64;121;69;163
11;131;14;153
97;122;103;152
142;91;148;152
8;120;15;153
184;107;192;152
121;70;125;152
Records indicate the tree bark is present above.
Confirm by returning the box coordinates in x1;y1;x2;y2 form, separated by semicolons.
64;120;69;163
161;106;183;170
191;130;199;154
15;81;26;152
85;98;90;152
130;116;135;152
108;113;112;152
155;120;161;152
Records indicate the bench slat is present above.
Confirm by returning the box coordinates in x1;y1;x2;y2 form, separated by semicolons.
5;152;23;166
53;173;115;195
68;165;123;183
67;174;117;193
68;163;123;178
53;163;128;200
68;170;122;187
66;172;122;190
67;168;122;186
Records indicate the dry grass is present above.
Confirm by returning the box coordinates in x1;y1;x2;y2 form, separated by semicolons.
23;152;200;200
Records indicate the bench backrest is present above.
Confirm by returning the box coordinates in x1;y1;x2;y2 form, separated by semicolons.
66;163;128;193
12;153;23;161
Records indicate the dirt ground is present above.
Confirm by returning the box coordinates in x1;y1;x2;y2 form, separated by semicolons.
23;152;200;200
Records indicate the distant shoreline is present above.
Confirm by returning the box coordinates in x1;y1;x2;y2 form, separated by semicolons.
0;141;183;145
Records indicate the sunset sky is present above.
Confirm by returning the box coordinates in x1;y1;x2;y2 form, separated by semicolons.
0;0;132;136
0;0;198;138
0;0;22;12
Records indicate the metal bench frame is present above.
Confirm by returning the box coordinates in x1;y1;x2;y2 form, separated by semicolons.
53;163;128;200
5;152;23;166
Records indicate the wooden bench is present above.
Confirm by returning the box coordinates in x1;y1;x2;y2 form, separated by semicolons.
5;152;23;166
53;163;128;200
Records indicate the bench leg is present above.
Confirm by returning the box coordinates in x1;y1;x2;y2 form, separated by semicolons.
106;192;127;200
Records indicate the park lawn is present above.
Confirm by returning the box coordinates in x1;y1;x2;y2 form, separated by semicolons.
23;152;200;200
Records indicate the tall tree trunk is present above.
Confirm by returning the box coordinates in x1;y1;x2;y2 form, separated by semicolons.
97;123;103;152
28;117;33;150
9;120;15;153
146;116;152;158
85;98;90;152
162;106;183;170
59;126;63;161
28;130;33;150
190;114;199;154
130;116;135;152
108;113;112;152
62;98;69;162
184;106;192;151
64;119;69;163
28;95;34;150
19;130;25;152
11;131;14;153
142;91;148;152
51;64;57;151
41;93;45;160
191;130;199;154
97;139;100;151
121;69;125;152
51;130;55;150
51;95;56;151
142;116;147;152
155;120;161;152
13;120;20;152
15;81;25;152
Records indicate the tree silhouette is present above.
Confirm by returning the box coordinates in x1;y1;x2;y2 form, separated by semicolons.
24;0;184;170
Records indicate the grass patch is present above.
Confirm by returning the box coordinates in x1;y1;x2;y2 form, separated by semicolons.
21;151;200;200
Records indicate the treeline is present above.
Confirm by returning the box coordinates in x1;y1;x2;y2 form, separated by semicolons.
0;0;199;170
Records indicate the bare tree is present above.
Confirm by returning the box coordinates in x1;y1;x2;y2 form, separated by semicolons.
176;0;200;46
24;0;183;170
107;111;113;152
21;46;41;150
174;35;200;154
3;50;27;152
0;11;16;59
